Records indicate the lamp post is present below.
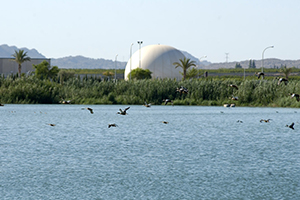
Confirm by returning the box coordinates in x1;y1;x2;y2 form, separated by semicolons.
262;45;274;73
197;55;207;68
245;58;252;81
137;41;143;68
115;54;118;82
130;43;134;80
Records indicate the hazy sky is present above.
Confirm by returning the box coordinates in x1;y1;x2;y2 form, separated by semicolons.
2;0;300;63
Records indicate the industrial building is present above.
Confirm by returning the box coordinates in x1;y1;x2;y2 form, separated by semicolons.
124;44;185;80
0;58;51;76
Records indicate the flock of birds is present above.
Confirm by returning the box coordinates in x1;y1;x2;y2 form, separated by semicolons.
228;73;297;130
0;78;298;130
258;118;295;130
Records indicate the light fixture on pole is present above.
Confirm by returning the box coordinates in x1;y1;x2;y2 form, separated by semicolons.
137;41;143;68
130;43;134;80
246;58;252;81
115;54;118;82
197;55;207;68
262;45;274;73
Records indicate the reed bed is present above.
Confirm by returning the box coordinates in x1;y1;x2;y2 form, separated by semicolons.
0;75;299;107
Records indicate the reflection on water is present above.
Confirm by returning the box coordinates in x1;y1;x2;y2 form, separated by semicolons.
0;105;299;199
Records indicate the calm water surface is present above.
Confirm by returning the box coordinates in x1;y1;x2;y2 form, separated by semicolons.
0;104;299;199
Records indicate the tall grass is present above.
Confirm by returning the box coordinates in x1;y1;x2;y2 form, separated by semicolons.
0;76;299;107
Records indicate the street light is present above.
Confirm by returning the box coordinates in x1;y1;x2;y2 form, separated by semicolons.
262;45;274;73
197;55;207;68
115;54;118;82
130;43;134;80
245;58;252;81
137;41;143;68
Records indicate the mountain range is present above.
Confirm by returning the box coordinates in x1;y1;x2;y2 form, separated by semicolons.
1;44;300;69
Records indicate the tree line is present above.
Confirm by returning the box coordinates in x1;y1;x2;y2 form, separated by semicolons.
1;50;298;107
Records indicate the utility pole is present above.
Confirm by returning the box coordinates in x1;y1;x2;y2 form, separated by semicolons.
225;53;229;63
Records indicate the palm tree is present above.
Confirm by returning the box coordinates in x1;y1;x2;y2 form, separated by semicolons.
280;65;292;80
11;49;31;77
173;57;196;80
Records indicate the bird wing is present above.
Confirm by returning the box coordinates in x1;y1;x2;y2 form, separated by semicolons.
125;107;130;111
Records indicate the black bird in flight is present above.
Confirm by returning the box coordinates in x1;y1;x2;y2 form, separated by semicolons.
108;123;118;128
82;107;94;114
260;119;271;123
286;122;295;130
117;107;130;115
162;99;173;105
255;72;265;79
290;93;300;102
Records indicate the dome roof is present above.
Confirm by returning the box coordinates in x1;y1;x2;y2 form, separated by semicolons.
124;44;185;80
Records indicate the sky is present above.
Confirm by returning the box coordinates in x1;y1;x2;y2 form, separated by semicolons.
2;0;300;63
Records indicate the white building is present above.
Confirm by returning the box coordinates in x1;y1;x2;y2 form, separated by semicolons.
124;44;185;80
0;58;51;76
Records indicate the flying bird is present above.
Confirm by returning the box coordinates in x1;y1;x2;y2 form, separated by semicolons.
47;123;56;126
286;122;294;130
143;101;151;107
176;86;188;95
255;72;265;79
82;107;94;114
276;77;288;85
108;123;118;128
162;121;169;124
290;93;300;102
260;119;271;123
229;84;239;90
231;96;238;101
59;96;73;104
117;107;130;115
162;99;173;105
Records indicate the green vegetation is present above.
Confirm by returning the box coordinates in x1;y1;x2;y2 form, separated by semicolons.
127;68;152;80
1;74;300;107
62;68;125;75
280;65;293;79
173;57;196;80
11;50;31;78
33;61;59;80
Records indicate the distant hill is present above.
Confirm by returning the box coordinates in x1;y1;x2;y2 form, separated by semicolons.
181;51;211;67
1;44;300;69
51;56;127;69
0;44;45;58
204;58;300;69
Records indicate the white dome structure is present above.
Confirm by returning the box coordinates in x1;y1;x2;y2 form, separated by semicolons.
124;44;185;80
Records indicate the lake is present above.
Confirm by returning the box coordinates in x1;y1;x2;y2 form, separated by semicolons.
0;104;299;199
